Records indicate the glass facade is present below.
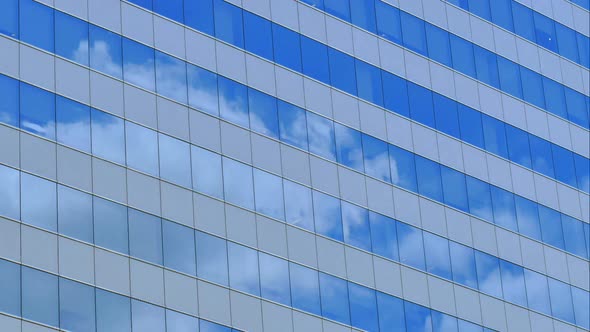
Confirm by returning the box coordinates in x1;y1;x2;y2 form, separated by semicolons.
0;0;588;331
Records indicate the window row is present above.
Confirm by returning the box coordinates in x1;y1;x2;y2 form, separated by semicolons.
0;259;243;332
0;164;587;329
1;75;588;261
2;0;588;133
444;0;590;68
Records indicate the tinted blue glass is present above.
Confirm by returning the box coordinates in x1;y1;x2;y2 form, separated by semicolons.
466;176;493;222
163;220;196;275
0;0;18;37
529;135;555;177
55;12;89;65
448;0;468;9
548;278;574;323
552;145;577;188
22;267;58;327
576;33;590;69
301;36;330;84
350;0;377;33
377;292;406;331
218;77;249;127
512;2;535;41
60;279;96;332
382;72;410;117
153;0;183;23
196;232;228;286
300;0;323;9
505;125;531;168
458;320;483;332
375;1;401;43
290;263;321;316
187;64;218;116
561;215;587;258
319;273;350;325
313;191;343;241
307;112;336;160
458;105;484;149
499;260;527;306
474;251;502;298
389;145;417;192
122;38;155;91
89;25;123;79
0;75;19;127
244;12;273;60
555;24;579;63
249;88;279;138
22;173;57;231
335;123;364;171
0;165;20;220
514;196;542;240
132;300;165;332
228;243;260;296
272;24;302;72
574;154;589;192
405;302;433;332
362;134;391;182
533;12;557;52
0;259;20;316
159;133;192;187
415;156;443;202
450;35;476;77
357;60;384;106
524;269;551;315
432;311;458;332
128;0;152;10
58;186;93;243
223;157;254;209
473;46;499;88
349;283;379;332
424;232;452;280
369;212;399;261
254;170;285;220
441;166;469;212
192;146;223;199
497;57;523;99
342;202;371;251
467;0;491;20
490;0;514;31
278;100;308;150
585;222;590;259
20;83;55;140
155;51;187;104
201;320;232;332
490;186;517;232
564;88;589;128
184;0;214;35
20;0;54;51
96;289;131;332
214;0;243;47
328;49;357;95
400;12;427;55
538;206;565;250
572;286;590;329
283;180;315;231
125;122;158;176
56;97;91;152
426;24;452;67
433;94;460;138
91;108;125;165
259;252;291;306
449;241;478;289
408;82;435;128
94;197;128;254
520;67;545;109
129;209;163;265
324;0;350;20
542;77;567;119
397;222;426;270
166;310;198;332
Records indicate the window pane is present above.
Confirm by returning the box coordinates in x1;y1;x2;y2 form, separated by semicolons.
94;197;128;254
128;0;151;10
196;231;228;286
56;96;91;152
22;173;57;231
512;2;535;41
564;88;589;128
0;165;20;220
132;300;165;332
0;0;18;38
514;196;541;240
408;82;435;128
426;24;451;67
228;242;260;296
474;251;502;298
96;289;131;332
555;24;579;63
313;191;343;241
482;115;508;159
466;176;493;222
89;25;123;79
153;0;183;23
415;156;443;202
55;12;89;65
362;134;391;182
200;320;232;332
22;267;58;327
342;202;371;251
542;77;567;119
335;123;364;171
369;212;399;261
382;72;409;117
529;135;555;177
473;46;499;88
60;278;96;332
499;260;527;306
192;146;223;199
319;273;350;325
301;36;330;84
307;112;336;161
497;57;523;99
126;122;158;176
283;180;314;232
376;292;406;331
218;77;249;128
450;35;476;77
325;0;350;21
20;0;54;52
524;269;551;315
290;263;321;316
520;67;545;109
213;0;244;47
91;109;125;164
122;38;155;91
505;125;531;168
0;75;19;127
389;145;417;192
278;100;308;150
404;302;432;332
490;186;518;232
552;145;577;188
533;12;557;52
244;12;273;60
349;283;379;332
356;60;384;106
432;311;458;332
163;220;196;275
450;241;478;289
538;205;565;250
254;169;285;220
424;232;452;280
490;0;513;31
187;64;219;116
329;49;357;95
259;252;291;306
58;185;93;243
166;310;198;332
184;0;214;36
548;278;574;323
441;166;468;212
397;222;425;270
248;88;279;138
350;0;377;33
272;24;302;72
223;158;254;209
561;215;587;258
400;12;427;55
155;51;187;104
468;0;491;20
20;83;55;140
572;286;590;329
0;259;20;316
129;209;163;265
433;94;460;138
159;133;192;187
458;105;484;149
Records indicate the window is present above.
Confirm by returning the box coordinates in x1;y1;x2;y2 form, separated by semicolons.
474;251;502;298
22;173;57;231
187;64;218;116
533;12;557;52
128;0;152;10
376;292;406;331
424;232;452;280
248;88;279;138
520;67;545;109
166;310;198;332
283;180;315;232
200;320;232;332
163;220;196;275
218;77;249;128
529;135;555;178
213;0;244;47
0;75;18;127
404;302;432;331
0;0;18;38
0;165;20;220
342;202;371;251
561;215;588;258
468;0;491;20
564;88;589;128
382;72;409;117
450;35;476;78
375;2;402;43
328;49;357;96
490;0;514;31
473;46;499;88
458;105;484;149
433;94;460;139
155;51;187;104
20;83;55;140
552;145;577;188
548;278;574;323
497;57;523;99
96;289;131;332
301;36;330;84
22;267;59;327
55;12;89;65
131;300;166;332
571;286;590;329
0;259;20;316
58;185;93;243
196;232;228;286
514;196;542;240
153;0;184;23
122;38;155;91
449;242;478;289
466;176;493;222
350;0;377;33
129;209;163;265
524;269;551;315
60;279;96;332
20;0;54;52
125;122;159;176
538;206;565;250
369;212;399;261
184;0;214;36
243;12;273;60
223;158;254;209
254;169;285;220
259;253;291;306
408;82;435;128
490;186;518;232
56;96;91;152
307;112;336;161
362;134;391;182
400;12;427;55
512;2;535;41
272;24;302;72
313;191;344;241
415;156;443;202
89;25;123;79
389;145;417;192
499;260;527;306
94;197;129;254
426;24;452;67
542;77;567;119
159;133;192;188
356;60;384;106
397;222;425;270
191;146;223;199
91;109;125;165
325;0;351;21
319;273;350;325
278;100;308;150
228;242;260;296
555;24;579;63
441;166;468;212
574;154;590;193
505;125;531;168
335;123;364;171
432;311;458;332
349;283;379;332
290;263;321;316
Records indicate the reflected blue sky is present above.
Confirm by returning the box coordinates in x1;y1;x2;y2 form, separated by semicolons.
254;169;285;220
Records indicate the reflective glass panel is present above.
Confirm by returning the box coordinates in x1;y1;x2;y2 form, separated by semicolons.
489;186;518;231
248;88;279;138
0;0;18;38
561;215;587;258
126;122;159;176
529;135;555;177
131;300;165;332
166;310;199;332
415;156;443;202
424;232;452;280
514;196;542;240
433;94;460;138
499;260;527;306
335;123;364;171
272;24;302;72
362;133;391;182
58;185;93;243
196;232;228;286
22;173;57;231
163;220;196;275
91;109;125;165
20;83;55;140
218;77;249;128
389;145;417;192
350;0;377;33
458;105;484;149
490;0;514;31
192;146;223;199
325;0;350;21
382;72;409;117
307;112;336;161
228;242;260;296
259;252;291;306
497;57;523;99
543;77;567;119
184;0;214;36
89;25;123;79
129;209;163;265
342;201;371;251
329;49;357;95
0;75;19;127
0;259;20;316
369;212;399;261
213;0;244;47
404;302;433;332
283;180;315;232
94;197;128;254
60;278;96;332
254;169;285;220
122;38;155;91
482;115;508;159
349;283;379;332
432;311;458;332
450;35;476;78
505;125;531;168
0;165;20;220
301;36;330;84
524;269;551;315
201;320;232;332
278;100;308;150
56;96;91;152
153;0;183;23
474;251;502;298
449;241;478;289
159;133;192;187
376;292;406;331
466;176;493;222
408;82;435;128
96;289;131;332
441;166;468;212
397;222;426;270
538;205;565;250
290;263;321;316
319;273;350;325
426;24;452;67
55;12;89;65
571;286;590;329
20;0;54;51
313;191;343;241
473;46;499;88
155;51;187;104
356;60;384;106
223;157;254;209
187;64;219;116
400;12;427;55
244;12;273;60
22;267;58;327
552;145;577;188
548;278;574;322
520;67;545;109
